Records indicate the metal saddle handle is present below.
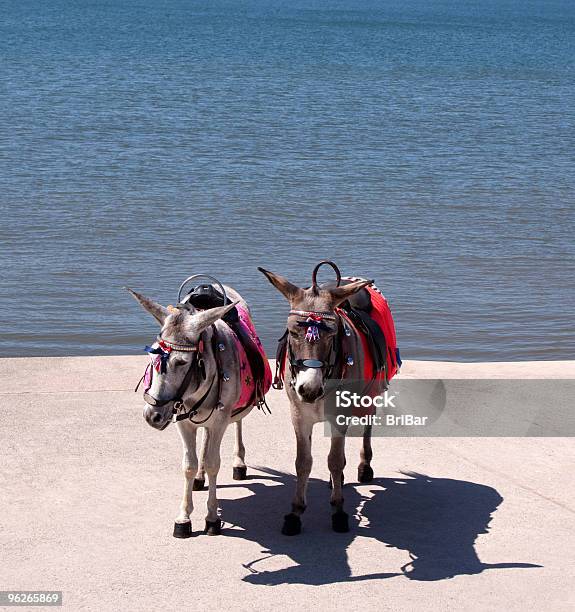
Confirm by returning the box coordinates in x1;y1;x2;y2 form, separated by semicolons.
177;274;228;305
311;260;342;289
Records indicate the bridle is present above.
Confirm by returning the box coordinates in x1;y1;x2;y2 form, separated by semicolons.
286;309;340;387
136;331;219;425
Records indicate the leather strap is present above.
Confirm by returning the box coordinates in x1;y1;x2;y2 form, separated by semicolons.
174;376;217;421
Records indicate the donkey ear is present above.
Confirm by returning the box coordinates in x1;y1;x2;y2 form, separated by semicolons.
258;267;303;302
125;287;169;325
188;300;240;334
328;279;374;307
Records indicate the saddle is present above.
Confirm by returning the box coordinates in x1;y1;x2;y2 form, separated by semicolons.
183;283;228;310
183;284;271;410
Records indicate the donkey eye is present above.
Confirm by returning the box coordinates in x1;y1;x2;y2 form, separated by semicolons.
289;330;299;338
173;358;186;367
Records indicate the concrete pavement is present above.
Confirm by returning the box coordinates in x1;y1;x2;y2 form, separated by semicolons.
0;357;573;611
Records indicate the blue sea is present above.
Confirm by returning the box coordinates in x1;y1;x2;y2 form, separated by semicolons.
1;0;573;360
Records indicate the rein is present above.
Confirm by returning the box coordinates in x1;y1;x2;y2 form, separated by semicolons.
173;376;217;424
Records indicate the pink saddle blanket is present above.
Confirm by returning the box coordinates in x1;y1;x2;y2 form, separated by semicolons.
231;304;272;413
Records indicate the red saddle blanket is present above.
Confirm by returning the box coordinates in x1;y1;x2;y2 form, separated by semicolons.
336;281;400;388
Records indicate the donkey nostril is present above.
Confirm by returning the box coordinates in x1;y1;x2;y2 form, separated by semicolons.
298;384;323;403
151;412;163;424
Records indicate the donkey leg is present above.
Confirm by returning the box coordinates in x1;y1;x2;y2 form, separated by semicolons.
203;425;226;535
174;423;198;538
329;434;349;532
283;421;313;536
232;420;247;480
193;427;207;491
358;424;374;483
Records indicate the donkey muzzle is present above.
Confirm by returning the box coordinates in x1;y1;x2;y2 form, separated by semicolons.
297;384;325;403
143;403;172;430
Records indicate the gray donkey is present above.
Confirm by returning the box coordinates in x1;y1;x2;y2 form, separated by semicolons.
259;266;381;536
127;285;266;537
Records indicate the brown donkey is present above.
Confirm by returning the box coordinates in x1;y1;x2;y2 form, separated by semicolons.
259;262;396;535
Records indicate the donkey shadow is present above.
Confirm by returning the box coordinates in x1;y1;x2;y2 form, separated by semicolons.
218;469;540;585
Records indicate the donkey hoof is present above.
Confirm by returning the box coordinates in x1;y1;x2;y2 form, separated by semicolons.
332;511;350;533
204;518;222;536
173;521;193;538
358;465;374;483
233;466;247;480
281;513;302;536
192;478;205;491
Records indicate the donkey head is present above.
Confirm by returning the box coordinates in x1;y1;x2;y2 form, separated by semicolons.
126;288;237;430
258;268;372;403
